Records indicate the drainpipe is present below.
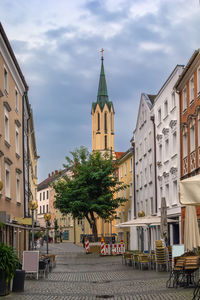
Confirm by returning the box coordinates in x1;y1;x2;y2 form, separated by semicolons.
150;116;158;214
131;138;136;218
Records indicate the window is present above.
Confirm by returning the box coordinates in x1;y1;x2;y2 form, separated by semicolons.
198;119;200;147
130;158;133;172
173;180;177;205
16;174;20;203
159;144;162;162
144;137;147;154
164;100;168;117
130;182;133;197
183;87;187;111
15;128;19;154
198;68;200;94
165;139;169;161
148;131;152;149
43;191;45;200
40;193;42;201
172;132;177;155
125;162;127;176
122;210;125;223
4;109;9;143
43;205;45;213
171;91;176;109
5;163;10;198
149;164;152;179
139;143;142;158
104;112;107;131
190;125;195;152
190;76;194;103
158;108;161;124
97;113;100;131
47;190;49;199
145;199;148;215
40;206;42;214
4;68;8;93
128;209;131;221
145;168;147;183
165;184;169;206
46;204;48;213
104;135;107;149
150;197;154;215
183;132;188;158
136;174;139;189
15;89;18;112
121;165;123;178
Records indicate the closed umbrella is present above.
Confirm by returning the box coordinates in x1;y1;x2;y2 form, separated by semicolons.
184;205;200;251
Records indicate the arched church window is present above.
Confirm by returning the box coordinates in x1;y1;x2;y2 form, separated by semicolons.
105;135;107;149
104;112;107;132
97;113;100;131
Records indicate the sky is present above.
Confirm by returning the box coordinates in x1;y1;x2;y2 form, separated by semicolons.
1;0;200;182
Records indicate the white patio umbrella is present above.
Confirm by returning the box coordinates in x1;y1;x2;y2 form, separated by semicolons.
184;205;200;251
179;174;200;251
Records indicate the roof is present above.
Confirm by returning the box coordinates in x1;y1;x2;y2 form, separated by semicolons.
37;169;68;191
92;57;114;113
147;94;157;105
0;23;28;91
115;152;125;159
118;148;133;162
174;50;200;91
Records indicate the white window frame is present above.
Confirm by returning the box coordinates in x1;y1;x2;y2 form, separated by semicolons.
15;127;19;154
4;67;8;94
158;108;161;124
190;124;195;152
190;76;194;104
15;88;19;112
4;108;10;143
172;131;177;156
171;91;176;109
183;87;187;111
164;99;168;117
16;173;20;203
183;132;188;158
130;158;133;172
5;163;10;198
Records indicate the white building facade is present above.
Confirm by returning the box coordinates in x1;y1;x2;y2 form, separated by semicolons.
131;93;157;251
152;65;184;245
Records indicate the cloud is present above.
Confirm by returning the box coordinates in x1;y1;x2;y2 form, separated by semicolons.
1;0;200;181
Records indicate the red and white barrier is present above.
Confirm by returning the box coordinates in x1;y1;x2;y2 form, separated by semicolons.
101;240;105;255
112;243;118;255
85;239;90;253
118;243;122;255
121;242;125;254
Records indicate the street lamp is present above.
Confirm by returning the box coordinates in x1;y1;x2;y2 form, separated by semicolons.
44;213;51;254
28;200;38;250
107;215;115;255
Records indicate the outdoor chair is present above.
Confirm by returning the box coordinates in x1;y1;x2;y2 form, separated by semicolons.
183;256;199;287
166;256;185;288
149;251;156;270
122;252;133;266
138;254;149;270
38;260;48;278
132;253;140;269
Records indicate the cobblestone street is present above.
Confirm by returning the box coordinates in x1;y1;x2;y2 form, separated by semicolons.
6;243;194;300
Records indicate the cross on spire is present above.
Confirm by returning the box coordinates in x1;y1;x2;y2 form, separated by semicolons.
100;48;104;59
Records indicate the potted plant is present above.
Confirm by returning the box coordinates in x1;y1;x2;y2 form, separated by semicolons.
0;243;20;296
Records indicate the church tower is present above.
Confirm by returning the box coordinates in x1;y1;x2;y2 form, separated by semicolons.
91;50;115;155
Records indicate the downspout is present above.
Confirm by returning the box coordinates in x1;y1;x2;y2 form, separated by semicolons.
150;116;158;214
131;139;136;218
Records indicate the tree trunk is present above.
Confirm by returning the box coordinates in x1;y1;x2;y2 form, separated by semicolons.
86;213;98;242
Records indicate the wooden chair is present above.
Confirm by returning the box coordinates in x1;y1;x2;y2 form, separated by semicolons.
166;256;185;288
122;252;133;266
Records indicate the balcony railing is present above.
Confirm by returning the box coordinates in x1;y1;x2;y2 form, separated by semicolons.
183;156;188;175
190;150;196;171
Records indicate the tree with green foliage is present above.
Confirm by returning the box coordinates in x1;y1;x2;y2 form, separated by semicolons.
52;146;128;241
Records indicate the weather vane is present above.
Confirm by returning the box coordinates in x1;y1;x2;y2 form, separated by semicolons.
100;48;104;59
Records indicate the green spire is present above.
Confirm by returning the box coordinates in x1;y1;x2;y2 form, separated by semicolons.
97;56;109;107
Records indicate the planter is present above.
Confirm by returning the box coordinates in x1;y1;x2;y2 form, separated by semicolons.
0;272;10;296
12;270;25;292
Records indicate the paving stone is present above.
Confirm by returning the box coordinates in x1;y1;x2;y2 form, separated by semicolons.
7;243;195;300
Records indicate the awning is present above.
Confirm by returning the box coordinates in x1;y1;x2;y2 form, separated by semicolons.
115;216;177;228
179;174;200;206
